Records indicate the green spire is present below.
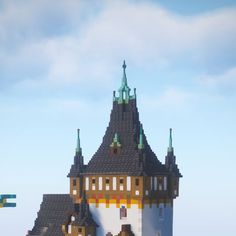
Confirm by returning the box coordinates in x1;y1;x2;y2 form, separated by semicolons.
138;124;145;150
113;60;136;103
114;133;118;143
76;129;82;153
118;60;131;104
121;61;129;88
110;132;122;148
168;128;174;153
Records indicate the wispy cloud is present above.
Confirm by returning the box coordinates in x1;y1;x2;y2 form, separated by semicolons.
140;87;192;110
199;67;236;87
0;0;235;91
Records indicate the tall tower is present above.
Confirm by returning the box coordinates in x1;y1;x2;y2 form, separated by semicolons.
67;61;182;236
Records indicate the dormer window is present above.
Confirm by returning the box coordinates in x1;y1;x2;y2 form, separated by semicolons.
110;133;121;155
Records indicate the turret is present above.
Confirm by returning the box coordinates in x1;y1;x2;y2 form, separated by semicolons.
165;128;176;170
62;192;98;236
68;129;85;202
165;129;182;199
74;129;84;169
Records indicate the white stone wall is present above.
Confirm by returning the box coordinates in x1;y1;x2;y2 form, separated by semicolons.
89;203;142;236
89;203;173;236
142;203;173;236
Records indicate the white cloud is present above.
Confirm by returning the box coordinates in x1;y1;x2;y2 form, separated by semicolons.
140;87;192;110
200;67;236;86
0;0;236;90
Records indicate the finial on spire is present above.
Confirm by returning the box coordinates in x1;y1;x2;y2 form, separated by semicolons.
168;128;174;153
138;124;145;150
113;60;136;103
117;60;131;103
123;60;126;71
76;129;82;154
121;60;128;87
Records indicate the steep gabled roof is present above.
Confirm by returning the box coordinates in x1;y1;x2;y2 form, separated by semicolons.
84;62;168;176
28;194;97;236
85;99;167;176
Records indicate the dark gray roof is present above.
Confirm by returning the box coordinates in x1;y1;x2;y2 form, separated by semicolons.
165;151;182;177
27;194;74;236
67;153;85;177
71;200;98;227
84;99;168;176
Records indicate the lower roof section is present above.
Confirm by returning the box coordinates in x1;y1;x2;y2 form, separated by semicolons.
27;194;74;236
84;100;168;176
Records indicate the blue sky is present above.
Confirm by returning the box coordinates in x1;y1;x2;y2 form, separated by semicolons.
0;0;236;235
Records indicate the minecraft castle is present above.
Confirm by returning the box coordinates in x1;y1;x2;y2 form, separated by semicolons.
28;62;182;236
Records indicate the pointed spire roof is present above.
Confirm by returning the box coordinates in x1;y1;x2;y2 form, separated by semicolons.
165;128;182;177
85;62;168;175
119;60;130;91
85;97;167;175
138;124;145;150
168;128;174;153
76;129;82;154
67;129;84;177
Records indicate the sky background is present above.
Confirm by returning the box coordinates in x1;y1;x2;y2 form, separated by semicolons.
0;0;236;235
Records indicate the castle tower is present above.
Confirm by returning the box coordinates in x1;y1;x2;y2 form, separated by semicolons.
67;61;182;236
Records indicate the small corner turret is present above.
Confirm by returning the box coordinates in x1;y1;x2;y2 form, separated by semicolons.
62;191;98;236
68;129;85;202
165;129;182;199
68;129;84;176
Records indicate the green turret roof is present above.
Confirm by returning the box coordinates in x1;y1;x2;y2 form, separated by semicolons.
168;128;174;153
113;61;136;104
